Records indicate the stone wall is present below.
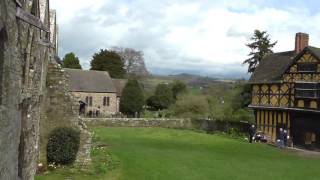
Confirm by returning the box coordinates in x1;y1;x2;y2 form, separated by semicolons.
0;1;23;178
72;91;118;116
0;1;91;179
0;0;52;179
83;118;193;129
40;63;92;167
83;118;250;134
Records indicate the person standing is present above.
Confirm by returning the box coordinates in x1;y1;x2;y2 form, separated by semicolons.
279;128;284;149
283;130;288;148
249;124;256;143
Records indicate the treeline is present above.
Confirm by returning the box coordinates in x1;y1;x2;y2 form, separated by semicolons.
143;80;254;123
61;47;149;78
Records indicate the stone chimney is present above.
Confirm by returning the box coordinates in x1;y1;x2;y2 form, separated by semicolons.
295;32;309;54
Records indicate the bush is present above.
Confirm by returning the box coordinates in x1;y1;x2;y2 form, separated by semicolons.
172;94;209;118
232;109;255;123
47;127;80;165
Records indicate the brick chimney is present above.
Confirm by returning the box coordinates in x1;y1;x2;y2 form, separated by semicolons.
295;32;309;54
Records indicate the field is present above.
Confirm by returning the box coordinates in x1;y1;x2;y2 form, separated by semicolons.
36;127;320;180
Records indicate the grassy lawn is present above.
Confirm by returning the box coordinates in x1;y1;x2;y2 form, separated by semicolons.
37;127;320;180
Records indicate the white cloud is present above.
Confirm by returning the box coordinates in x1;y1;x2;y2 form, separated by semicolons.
50;0;320;78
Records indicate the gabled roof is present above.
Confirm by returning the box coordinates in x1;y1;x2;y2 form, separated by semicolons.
308;46;320;58
64;68;117;93
112;79;127;97
249;46;320;84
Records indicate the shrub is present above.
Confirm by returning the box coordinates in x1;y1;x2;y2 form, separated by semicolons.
232;109;255;123
172;94;209;118
47;127;80;165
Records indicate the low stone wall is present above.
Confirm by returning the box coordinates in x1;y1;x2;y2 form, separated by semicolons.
83;118;250;135
83;118;193;129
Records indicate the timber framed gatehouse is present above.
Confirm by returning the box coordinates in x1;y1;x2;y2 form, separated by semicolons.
249;32;320;150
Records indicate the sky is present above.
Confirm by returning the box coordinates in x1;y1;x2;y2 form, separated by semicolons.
50;0;320;78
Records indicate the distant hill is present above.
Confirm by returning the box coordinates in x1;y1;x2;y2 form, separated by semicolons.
141;73;240;94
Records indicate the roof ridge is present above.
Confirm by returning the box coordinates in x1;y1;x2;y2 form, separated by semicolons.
64;68;111;76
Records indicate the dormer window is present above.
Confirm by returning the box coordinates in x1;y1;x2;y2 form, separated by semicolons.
297;63;317;72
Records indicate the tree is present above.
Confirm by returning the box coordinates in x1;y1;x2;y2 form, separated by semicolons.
62;52;82;69
146;95;161;111
111;47;149;77
90;49;126;78
147;84;174;110
172;94;209;118
171;81;187;100
120;79;144;116
243;30;277;73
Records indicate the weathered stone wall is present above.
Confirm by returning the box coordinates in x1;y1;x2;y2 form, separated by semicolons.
83;118;250;134
0;1;24;179
40;63;92;167
72;92;118;116
39;63;78;163
0;0;62;179
83;118;193;129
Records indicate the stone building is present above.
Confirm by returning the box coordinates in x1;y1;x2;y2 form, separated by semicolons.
249;33;320;149
65;69;119;117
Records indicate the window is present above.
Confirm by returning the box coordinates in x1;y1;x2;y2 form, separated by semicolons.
297;63;317;72
103;97;107;106
107;97;110;106
295;83;319;99
89;97;93;106
85;96;89;104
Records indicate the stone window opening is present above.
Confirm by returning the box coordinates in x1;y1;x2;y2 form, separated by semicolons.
103;97;110;106
85;96;89;104
103;97;107;106
31;0;39;16
107;97;110;106
89;96;92;107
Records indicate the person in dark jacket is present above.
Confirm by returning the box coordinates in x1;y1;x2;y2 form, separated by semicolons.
278;128;285;148
248;124;256;143
283;129;288;148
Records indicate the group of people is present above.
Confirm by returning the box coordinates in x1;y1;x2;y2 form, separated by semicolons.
277;128;289;149
248;124;289;148
79;101;101;117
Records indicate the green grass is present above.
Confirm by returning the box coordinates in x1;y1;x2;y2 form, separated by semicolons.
37;127;320;180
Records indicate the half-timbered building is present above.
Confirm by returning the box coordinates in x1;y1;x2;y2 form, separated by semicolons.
249;33;320;149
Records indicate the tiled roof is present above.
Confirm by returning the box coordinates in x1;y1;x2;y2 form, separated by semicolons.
64;68;117;93
249;46;320;84
112;79;127;97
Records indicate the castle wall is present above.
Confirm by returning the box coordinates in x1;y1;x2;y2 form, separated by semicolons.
0;0;51;179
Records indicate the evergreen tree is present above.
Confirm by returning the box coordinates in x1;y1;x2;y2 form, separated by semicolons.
146;95;161;111
171;81;187;100
147;84;174;110
243;30;277;73
62;52;82;69
90;49;126;78
120;79;144;116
